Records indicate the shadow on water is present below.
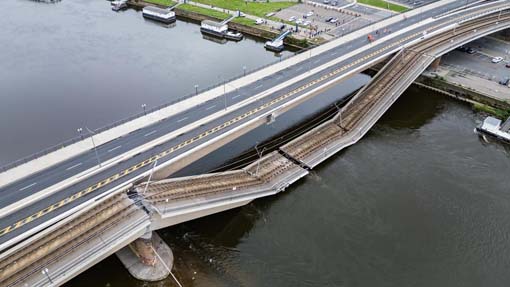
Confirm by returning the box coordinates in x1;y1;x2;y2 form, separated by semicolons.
172;73;371;177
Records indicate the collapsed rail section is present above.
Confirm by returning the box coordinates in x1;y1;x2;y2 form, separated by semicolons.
281;10;510;168
137;9;510;233
0;193;149;287
2;8;510;287
139;151;308;230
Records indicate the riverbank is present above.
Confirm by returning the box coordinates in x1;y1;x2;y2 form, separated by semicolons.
128;0;311;49
367;62;510;120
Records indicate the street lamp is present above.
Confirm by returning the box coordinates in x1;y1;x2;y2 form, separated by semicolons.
141;104;147;116
77;128;83;140
243;65;247;76
142;159;158;194
41;268;54;285
254;144;267;176
85;127;101;167
194;84;199;95
218;76;227;110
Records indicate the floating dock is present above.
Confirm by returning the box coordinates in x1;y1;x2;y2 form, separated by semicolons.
476;116;510;143
200;20;228;38
264;30;291;52
200;16;243;41
142;6;176;24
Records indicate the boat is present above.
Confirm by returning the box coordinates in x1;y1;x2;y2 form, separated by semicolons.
225;30;243;41
200;20;228;38
476;116;510;143
142;6;176;24
264;39;284;52
111;0;128;11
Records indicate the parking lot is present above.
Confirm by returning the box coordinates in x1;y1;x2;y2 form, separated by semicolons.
441;37;510;84
273;1;393;39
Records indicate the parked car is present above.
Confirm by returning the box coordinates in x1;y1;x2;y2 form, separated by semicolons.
289;16;296;22
306;11;314;17
296;19;303;24
505;62;510;68
456;46;469;52
326;16;334;22
255;18;264;25
330;17;338;23
237;11;246;17
303;20;311;26
466;47;477;54
279;24;286;30
492;56;504;63
332;0;338;5
324;0;330;4
265;12;275;17
499;77;509;85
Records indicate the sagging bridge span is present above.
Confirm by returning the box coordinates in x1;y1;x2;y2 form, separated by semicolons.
1;0;510;285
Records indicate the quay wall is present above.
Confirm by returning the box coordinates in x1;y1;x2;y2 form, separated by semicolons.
127;0;309;49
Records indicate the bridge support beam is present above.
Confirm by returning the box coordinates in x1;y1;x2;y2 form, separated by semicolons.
498;28;510;40
116;230;174;282
428;56;441;71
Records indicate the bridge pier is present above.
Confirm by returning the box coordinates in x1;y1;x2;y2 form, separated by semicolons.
116;230;174;282
428;56;441;71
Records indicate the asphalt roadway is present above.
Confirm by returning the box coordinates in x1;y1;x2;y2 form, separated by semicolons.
0;0;487;249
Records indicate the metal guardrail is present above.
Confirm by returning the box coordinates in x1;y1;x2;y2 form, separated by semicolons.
0;7;395;173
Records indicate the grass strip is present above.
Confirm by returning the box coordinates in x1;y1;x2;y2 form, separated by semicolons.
143;0;176;7
192;0;296;18
357;0;408;13
178;3;231;20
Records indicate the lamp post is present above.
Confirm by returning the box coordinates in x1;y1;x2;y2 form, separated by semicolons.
194;84;199;95
254;144;267;176
243;65;247;76
141;104;147;116
41;268;54;285
142;159;158;194
77;128;83;140
85;127;101;167
222;77;227;110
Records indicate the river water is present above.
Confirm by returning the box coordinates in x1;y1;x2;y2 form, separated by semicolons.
2;1;510;287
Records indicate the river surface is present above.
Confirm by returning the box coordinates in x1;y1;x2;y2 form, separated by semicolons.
2;1;510;287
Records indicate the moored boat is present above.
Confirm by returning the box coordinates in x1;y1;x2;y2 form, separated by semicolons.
142;6;176;24
225;30;243;41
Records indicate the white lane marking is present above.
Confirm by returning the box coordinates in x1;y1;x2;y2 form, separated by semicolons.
313;59;321;64
331;52;337;56
177;117;188;123
296;67;303;72
19;182;37;191
66;162;83;171
144;130;157;137
255;84;263;90
205;105;216;110
107;145;122;153
232;94;241;99
276;76;284;80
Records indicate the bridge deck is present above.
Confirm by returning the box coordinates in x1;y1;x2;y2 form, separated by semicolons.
140;151;307;216
2;2;510;286
0;193;149;287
